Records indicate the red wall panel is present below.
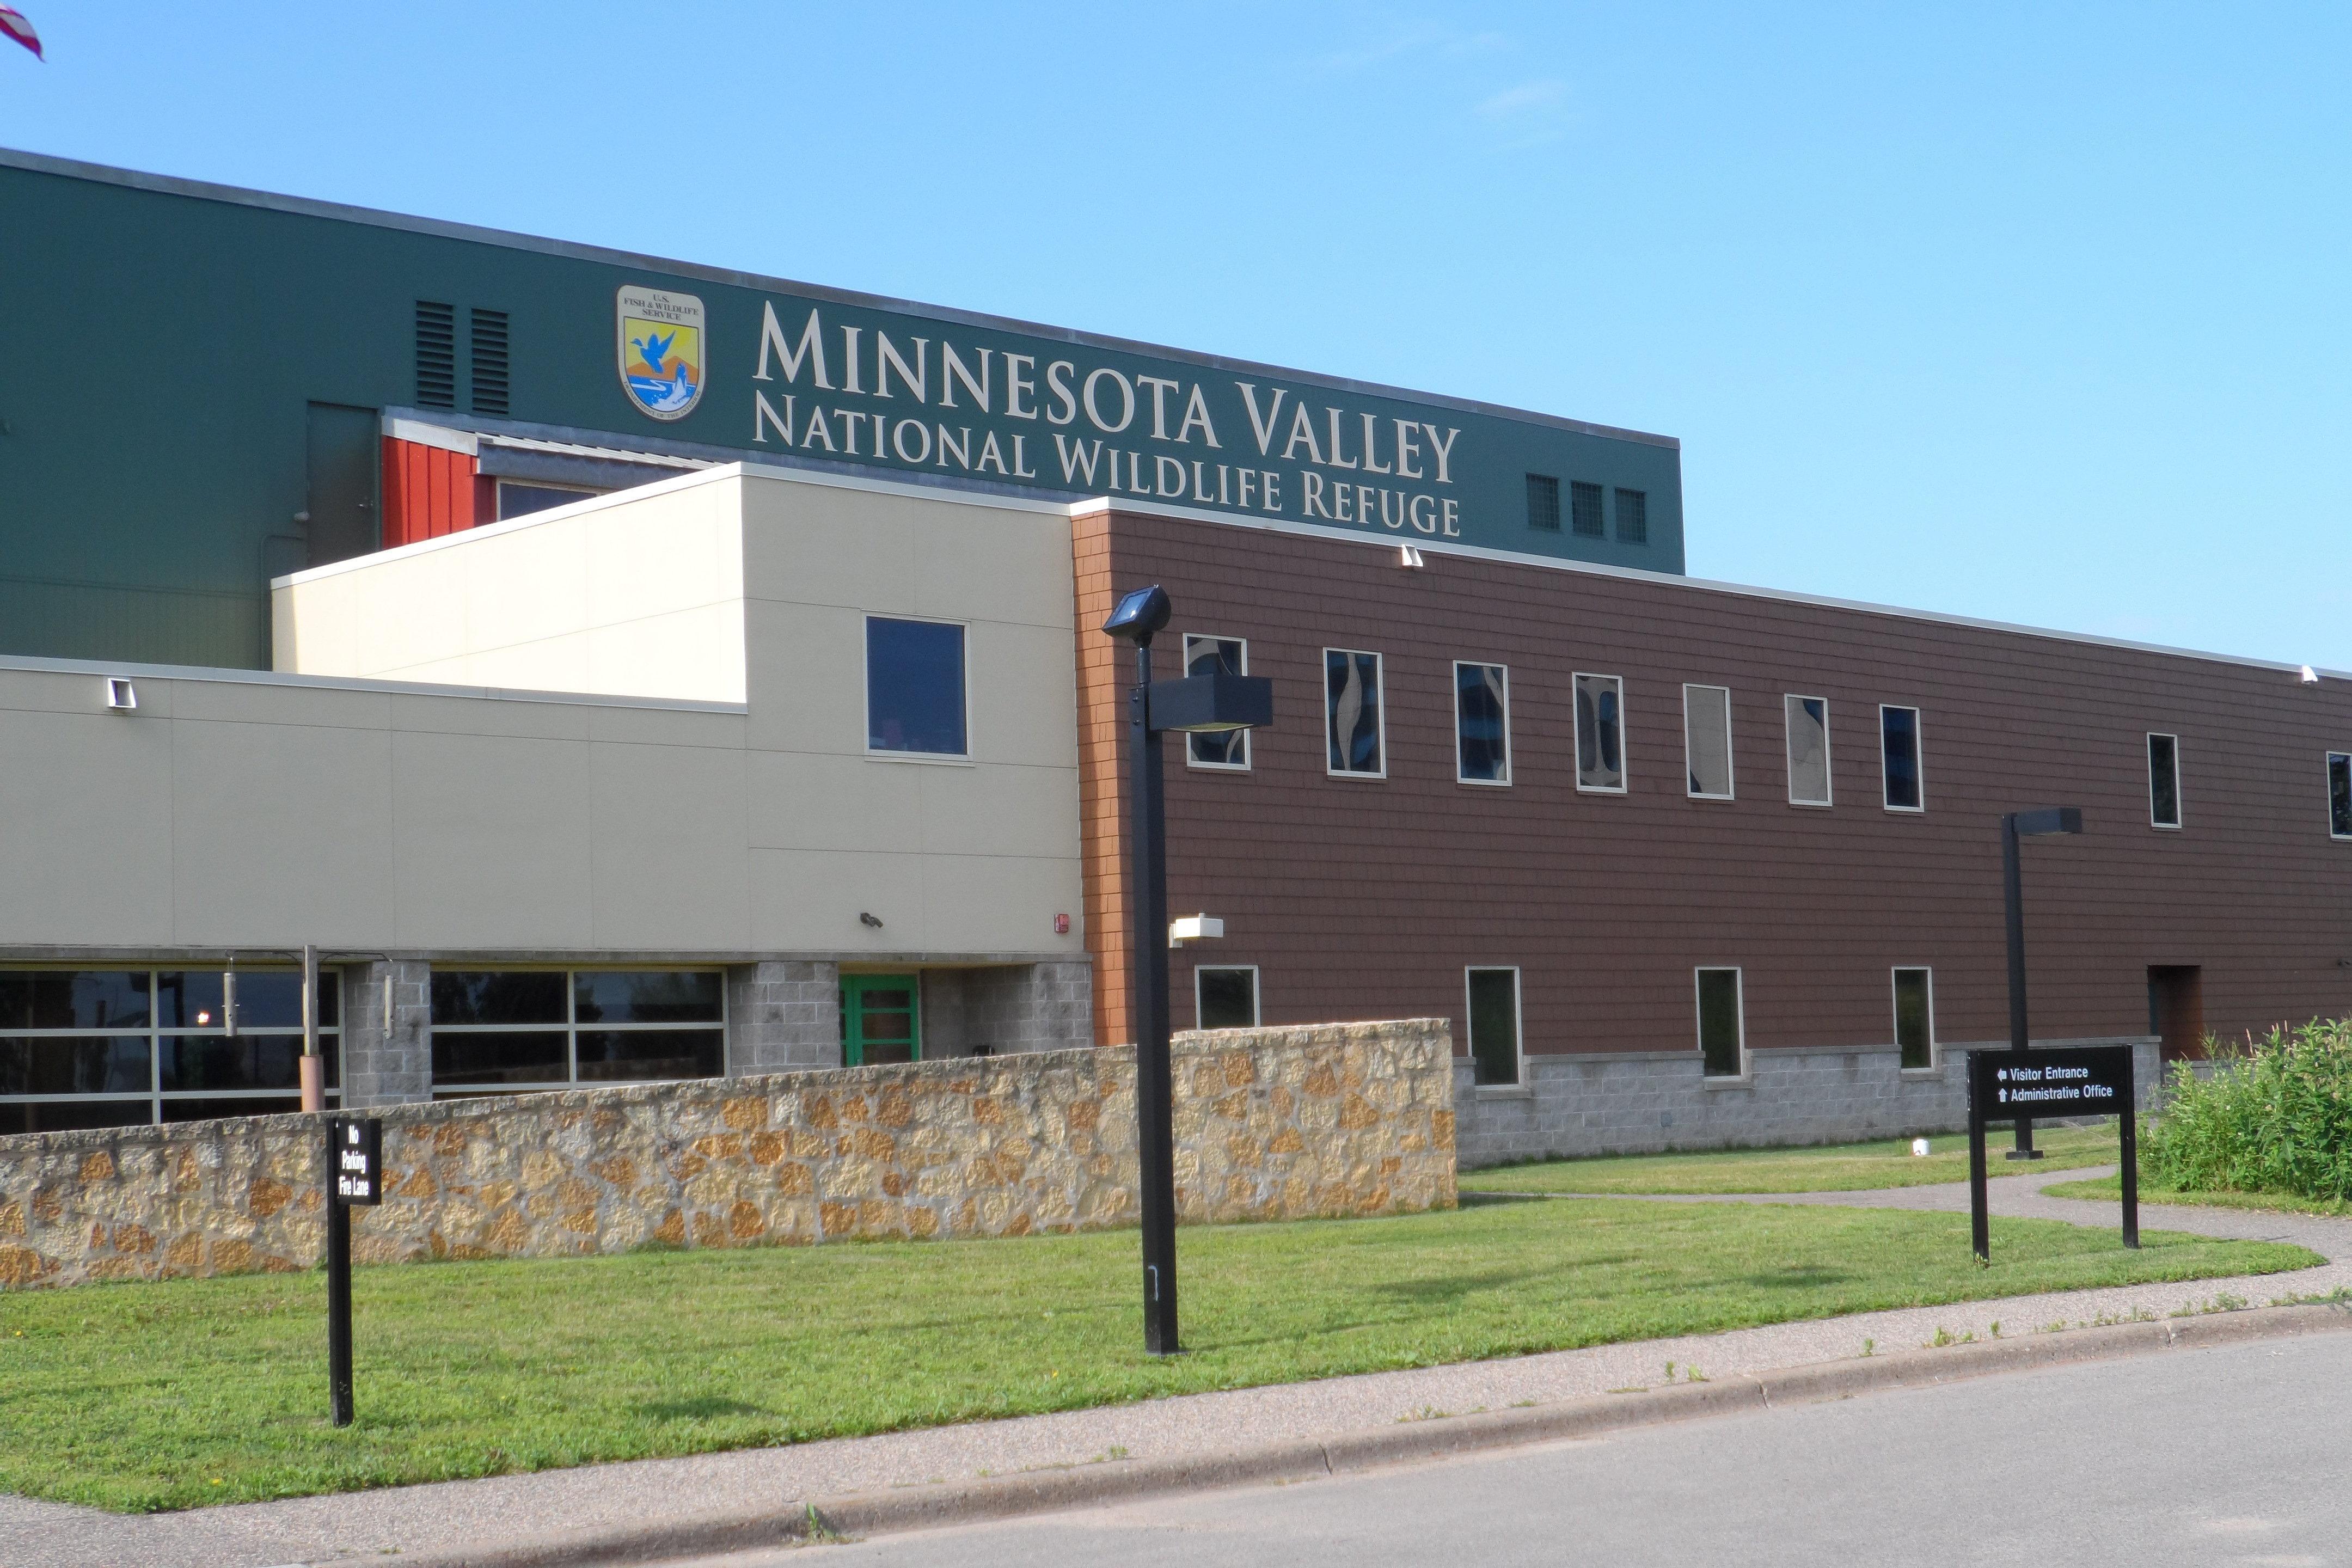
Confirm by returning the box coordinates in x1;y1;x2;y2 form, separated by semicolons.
379;437;476;548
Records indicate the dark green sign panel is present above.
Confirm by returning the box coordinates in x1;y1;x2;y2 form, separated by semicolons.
0;149;1682;670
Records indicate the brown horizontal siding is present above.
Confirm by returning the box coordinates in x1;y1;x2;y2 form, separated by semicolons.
1075;508;2352;1064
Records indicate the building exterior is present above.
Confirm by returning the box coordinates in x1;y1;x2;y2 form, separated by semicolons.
4;151;2347;1156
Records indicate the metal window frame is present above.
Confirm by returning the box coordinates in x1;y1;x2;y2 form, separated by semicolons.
1180;633;1252;773
0;966;343;1124
2330;752;2352;841
1573;671;1629;794
427;966;728;1097
1524;473;1561;532
1322;647;1388;780
1682;683;1736;800
1879;703;1926;813
1783;693;1833;808
862;612;975;763
1891;965;1936;1073
1192;964;1261;1030
1451;660;1512;787
1463;965;1526;1088
2147;732;2183;830
1569;479;1607;539
1694;965;1747;1081
1614;486;1649;544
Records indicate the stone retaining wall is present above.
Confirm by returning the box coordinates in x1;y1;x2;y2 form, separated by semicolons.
0;1020;1454;1290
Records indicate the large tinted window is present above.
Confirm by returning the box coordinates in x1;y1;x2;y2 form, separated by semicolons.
2332;754;2352;839
431;969;725;1097
1455;663;1510;784
1325;650;1384;776
867;616;967;756
1467;969;1521;1086
0;967;338;1129
1881;706;1924;811
1575;673;1625;792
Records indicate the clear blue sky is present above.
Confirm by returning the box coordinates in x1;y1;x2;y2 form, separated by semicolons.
5;4;2345;668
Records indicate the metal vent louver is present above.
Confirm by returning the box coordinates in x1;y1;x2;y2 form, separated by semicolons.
414;301;455;409
470;309;510;416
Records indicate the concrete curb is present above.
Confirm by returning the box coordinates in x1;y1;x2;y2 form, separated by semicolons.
363;1302;2352;1567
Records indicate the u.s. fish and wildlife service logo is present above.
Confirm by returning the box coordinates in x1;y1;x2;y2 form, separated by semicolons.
617;285;705;420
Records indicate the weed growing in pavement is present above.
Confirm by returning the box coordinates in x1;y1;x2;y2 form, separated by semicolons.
1860;1338;1875;1357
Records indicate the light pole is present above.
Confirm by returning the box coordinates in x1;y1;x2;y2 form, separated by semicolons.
1100;585;1271;1355
2001;806;2083;1159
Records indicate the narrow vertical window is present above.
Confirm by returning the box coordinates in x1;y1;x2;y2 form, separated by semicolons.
1195;966;1259;1030
1575;672;1626;792
1570;481;1606;538
1785;695;1832;806
1893;967;1934;1071
2147;733;2181;828
1183;635;1249;770
1684;684;1734;799
1615;487;1647;544
1325;649;1385;777
1525;474;1560;531
866;616;967;757
1466;967;1522;1087
1881;705;1924;811
2330;753;2352;839
1696;968;1744;1079
1454;661;1511;785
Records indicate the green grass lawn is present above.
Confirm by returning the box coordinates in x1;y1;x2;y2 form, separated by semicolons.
0;1195;2311;1513
1460;1123;2121;1195
2043;1174;2352;1218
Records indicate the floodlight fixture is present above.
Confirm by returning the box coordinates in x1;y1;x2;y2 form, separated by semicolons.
103;677;137;711
1101;585;1172;645
2302;666;2321;685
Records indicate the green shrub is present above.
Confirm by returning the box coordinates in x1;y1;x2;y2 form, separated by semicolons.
2145;1018;2352;1200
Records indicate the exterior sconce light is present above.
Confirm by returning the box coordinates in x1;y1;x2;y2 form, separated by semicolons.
1168;914;1224;948
104;677;137;710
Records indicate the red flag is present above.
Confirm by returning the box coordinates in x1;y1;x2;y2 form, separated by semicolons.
0;5;40;59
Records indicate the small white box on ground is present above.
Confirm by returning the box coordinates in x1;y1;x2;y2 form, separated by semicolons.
1910;1137;1931;1157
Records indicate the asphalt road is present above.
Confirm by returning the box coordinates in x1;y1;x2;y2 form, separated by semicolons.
821;1331;2352;1568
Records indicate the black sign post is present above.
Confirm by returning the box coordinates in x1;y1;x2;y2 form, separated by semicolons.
1967;1046;2136;1261
325;1116;382;1426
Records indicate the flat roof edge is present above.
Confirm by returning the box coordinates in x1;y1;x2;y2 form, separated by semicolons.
0;147;1678;450
1086;496;2350;683
0;651;750;714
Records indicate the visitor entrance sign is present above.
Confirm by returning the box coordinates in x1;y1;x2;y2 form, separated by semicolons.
1967;1047;2137;1261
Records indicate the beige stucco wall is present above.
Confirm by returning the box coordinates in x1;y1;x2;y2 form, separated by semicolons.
272;472;749;705
0;1020;1457;1290
0;466;1085;957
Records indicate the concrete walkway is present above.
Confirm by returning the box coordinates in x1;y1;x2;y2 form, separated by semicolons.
4;1171;2344;1568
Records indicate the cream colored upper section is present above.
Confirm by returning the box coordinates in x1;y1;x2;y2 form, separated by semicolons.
273;471;749;705
4;467;1085;959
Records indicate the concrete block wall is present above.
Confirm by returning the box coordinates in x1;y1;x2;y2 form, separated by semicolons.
725;961;842;1074
339;960;431;1108
1455;1038;2162;1168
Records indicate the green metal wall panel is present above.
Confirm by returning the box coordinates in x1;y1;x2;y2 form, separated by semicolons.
0;152;1685;670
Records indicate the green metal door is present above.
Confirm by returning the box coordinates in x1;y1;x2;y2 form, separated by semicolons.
842;975;920;1066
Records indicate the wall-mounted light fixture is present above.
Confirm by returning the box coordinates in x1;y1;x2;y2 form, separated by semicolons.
104;677;137;711
858;911;884;928
1168;914;1224;947
1398;545;1425;569
2301;666;2321;685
